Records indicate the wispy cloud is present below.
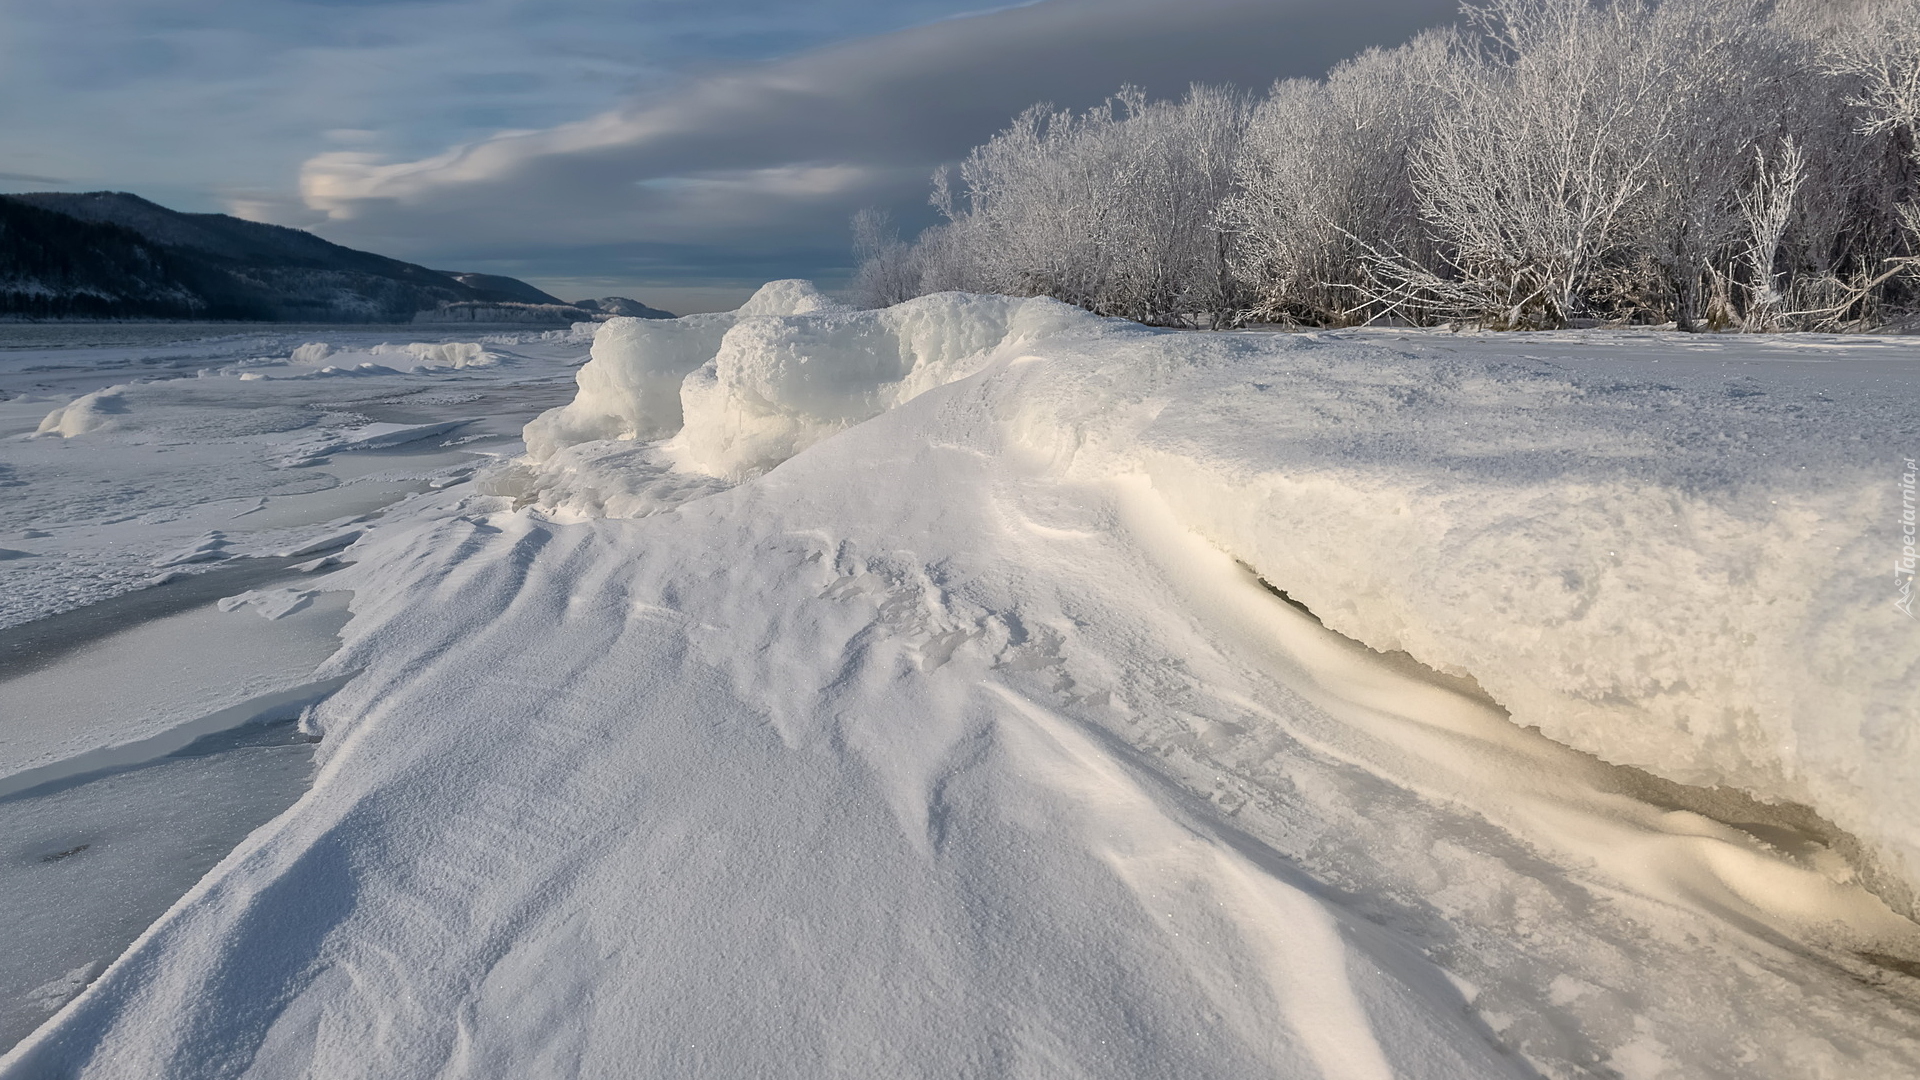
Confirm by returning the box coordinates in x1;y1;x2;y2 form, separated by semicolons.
0;0;1453;306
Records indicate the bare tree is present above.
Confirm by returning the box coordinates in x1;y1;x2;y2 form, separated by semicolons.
1737;138;1807;329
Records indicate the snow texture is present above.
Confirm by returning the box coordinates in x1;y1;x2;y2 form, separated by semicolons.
4;298;1919;1078
521;288;1920;919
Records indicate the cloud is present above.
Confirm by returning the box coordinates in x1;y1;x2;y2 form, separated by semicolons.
293;0;1457;300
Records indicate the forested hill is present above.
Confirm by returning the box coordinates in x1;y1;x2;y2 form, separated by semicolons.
0;192;668;323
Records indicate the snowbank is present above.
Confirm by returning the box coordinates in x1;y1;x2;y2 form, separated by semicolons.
8;296;1918;1077
1033;332;1920;915
523;287;1920;913
674;292;1087;478
522;279;843;461
374;341;494;370
34;385;129;437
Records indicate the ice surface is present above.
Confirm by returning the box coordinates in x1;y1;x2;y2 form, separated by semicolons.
0;592;350;787
0;324;590;629
0;720;320;1050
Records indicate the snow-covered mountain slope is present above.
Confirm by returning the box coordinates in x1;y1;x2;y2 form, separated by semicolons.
5;290;1917;1077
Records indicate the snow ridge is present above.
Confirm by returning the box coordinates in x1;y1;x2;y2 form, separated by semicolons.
525;285;1920;913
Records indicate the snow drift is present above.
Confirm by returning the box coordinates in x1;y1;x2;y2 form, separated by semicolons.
522;286;1920;915
7;295;1919;1078
34;386;130;437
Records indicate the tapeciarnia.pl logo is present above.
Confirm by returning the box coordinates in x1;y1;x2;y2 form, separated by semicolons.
1898;457;1917;619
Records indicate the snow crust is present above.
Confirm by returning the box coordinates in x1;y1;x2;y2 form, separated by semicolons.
521;288;1920;912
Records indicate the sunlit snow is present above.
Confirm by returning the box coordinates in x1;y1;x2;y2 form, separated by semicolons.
1;295;1916;1077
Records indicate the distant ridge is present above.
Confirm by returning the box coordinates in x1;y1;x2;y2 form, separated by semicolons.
0;192;673;323
572;296;676;320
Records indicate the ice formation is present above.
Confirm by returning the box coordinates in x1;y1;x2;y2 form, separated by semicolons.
373;341;495;370
522;278;844;461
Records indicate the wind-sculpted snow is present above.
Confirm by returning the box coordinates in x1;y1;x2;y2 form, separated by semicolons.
9;297;1920;1077
1007;328;1920;918
523;286;1920;917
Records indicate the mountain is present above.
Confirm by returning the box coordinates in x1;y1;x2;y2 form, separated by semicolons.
572;296;676;319
0;196;207;320
435;272;567;306
0;192;671;323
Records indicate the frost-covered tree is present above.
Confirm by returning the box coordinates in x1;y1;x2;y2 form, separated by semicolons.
878;86;1249;326
1222;33;1452;324
850;208;920;309
861;0;1920;331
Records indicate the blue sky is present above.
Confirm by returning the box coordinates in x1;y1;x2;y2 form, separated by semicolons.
1;0;1454;311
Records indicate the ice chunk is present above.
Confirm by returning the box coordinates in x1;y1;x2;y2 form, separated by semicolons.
150;532;232;568
675;292;1078;478
732;278;841;317
521;282;1092;478
521;279;854;462
375;341;495;369
33;386;129;438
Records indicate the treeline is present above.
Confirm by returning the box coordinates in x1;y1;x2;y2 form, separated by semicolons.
855;0;1920;330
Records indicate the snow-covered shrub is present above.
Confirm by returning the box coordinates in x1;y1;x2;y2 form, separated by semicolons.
1221;34;1451;325
886;85;1250;328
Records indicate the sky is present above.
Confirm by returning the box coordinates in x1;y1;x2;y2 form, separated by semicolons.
0;0;1457;312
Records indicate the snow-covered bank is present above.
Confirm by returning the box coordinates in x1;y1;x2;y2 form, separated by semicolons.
526;285;1920;919
5;294;1917;1077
